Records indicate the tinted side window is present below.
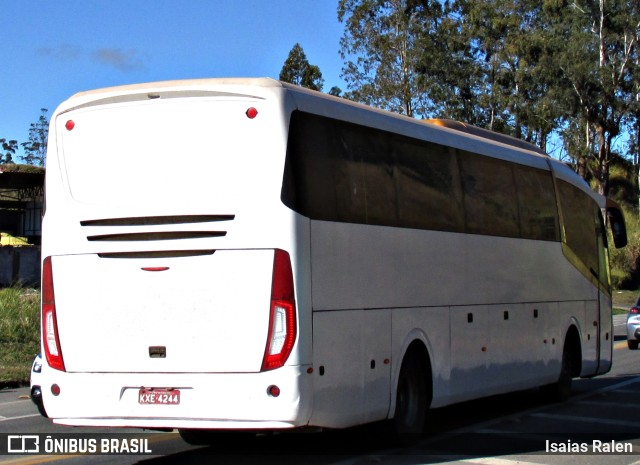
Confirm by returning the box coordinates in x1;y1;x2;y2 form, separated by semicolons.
281;111;338;222
395;139;464;232
513;164;560;241
459;152;520;237
336;120;396;226
282;111;462;231
557;180;599;278
282;110;560;243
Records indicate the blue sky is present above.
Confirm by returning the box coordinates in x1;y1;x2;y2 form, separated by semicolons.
1;1;346;158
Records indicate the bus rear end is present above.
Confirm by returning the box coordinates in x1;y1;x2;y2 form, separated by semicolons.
39;79;312;430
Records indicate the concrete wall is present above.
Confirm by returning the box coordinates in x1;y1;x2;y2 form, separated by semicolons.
0;247;40;287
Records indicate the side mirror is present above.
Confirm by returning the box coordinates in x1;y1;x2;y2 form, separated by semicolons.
607;206;627;249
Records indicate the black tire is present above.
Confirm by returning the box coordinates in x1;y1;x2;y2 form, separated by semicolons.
541;347;573;402
30;386;48;418
628;340;639;350
391;351;429;439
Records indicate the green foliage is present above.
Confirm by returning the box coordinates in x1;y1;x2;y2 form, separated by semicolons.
279;43;324;91
601;156;640;289
338;0;442;117
20;108;48;167
0;108;49;167
329;86;343;97
0;287;39;385
609;208;640;289
607;157;636;207
0;138;18;164
0;163;45;174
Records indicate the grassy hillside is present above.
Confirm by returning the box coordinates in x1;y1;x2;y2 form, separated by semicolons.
0;287;39;386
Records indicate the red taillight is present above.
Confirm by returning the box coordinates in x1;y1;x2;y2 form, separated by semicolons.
261;250;296;371
42;257;66;372
631;307;640;314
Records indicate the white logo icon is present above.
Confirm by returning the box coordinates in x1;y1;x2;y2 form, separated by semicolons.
7;435;40;453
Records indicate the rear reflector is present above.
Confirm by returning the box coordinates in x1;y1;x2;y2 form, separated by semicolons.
261;250;296;371
42;257;66;372
246;107;258;119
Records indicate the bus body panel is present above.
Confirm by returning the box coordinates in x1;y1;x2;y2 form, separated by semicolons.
598;291;613;374
310;309;391;428
52;250;274;373
309;220;602;409
41;366;312;428
55;95;280;210
309;221;597;310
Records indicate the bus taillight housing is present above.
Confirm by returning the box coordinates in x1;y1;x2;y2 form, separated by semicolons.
42;256;66;372
261;249;296;371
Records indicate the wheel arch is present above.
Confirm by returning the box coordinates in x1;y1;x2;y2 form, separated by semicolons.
390;332;434;419
564;323;582;378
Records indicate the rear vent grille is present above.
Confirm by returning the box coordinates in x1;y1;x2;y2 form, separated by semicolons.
81;214;234;243
98;250;215;259
87;231;226;242
81;215;234;227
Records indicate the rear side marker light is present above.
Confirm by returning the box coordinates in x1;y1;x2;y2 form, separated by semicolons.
261;250;296;371
65;120;75;131
42;257;66;372
246;107;258;119
267;385;281;397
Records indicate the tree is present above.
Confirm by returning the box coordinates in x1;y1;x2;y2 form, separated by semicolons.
0;138;17;164
625;2;640;201
447;0;512;130
420;1;486;125
21;108;49;166
329;86;343;97
279;43;324;91
434;0;561;147
338;0;444;118
541;0;638;195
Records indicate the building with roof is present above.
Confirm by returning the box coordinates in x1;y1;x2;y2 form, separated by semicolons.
0;164;44;286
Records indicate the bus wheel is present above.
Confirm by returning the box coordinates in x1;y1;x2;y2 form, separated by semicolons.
541;347;573;402
392;351;428;439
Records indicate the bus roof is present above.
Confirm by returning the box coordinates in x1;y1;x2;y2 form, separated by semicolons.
54;77;598;203
58;78;546;160
425;119;548;156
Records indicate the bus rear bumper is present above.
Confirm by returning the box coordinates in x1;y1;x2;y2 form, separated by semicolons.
42;365;312;430
54;418;300;430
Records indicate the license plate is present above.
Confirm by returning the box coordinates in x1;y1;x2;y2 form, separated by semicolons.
138;388;180;405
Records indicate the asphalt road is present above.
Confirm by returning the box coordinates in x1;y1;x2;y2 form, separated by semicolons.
1;314;640;465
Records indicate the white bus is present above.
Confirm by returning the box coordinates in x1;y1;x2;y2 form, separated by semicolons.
38;78;627;440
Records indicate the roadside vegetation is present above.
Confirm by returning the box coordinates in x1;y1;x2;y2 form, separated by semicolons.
606;161;640;291
0;287;39;386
